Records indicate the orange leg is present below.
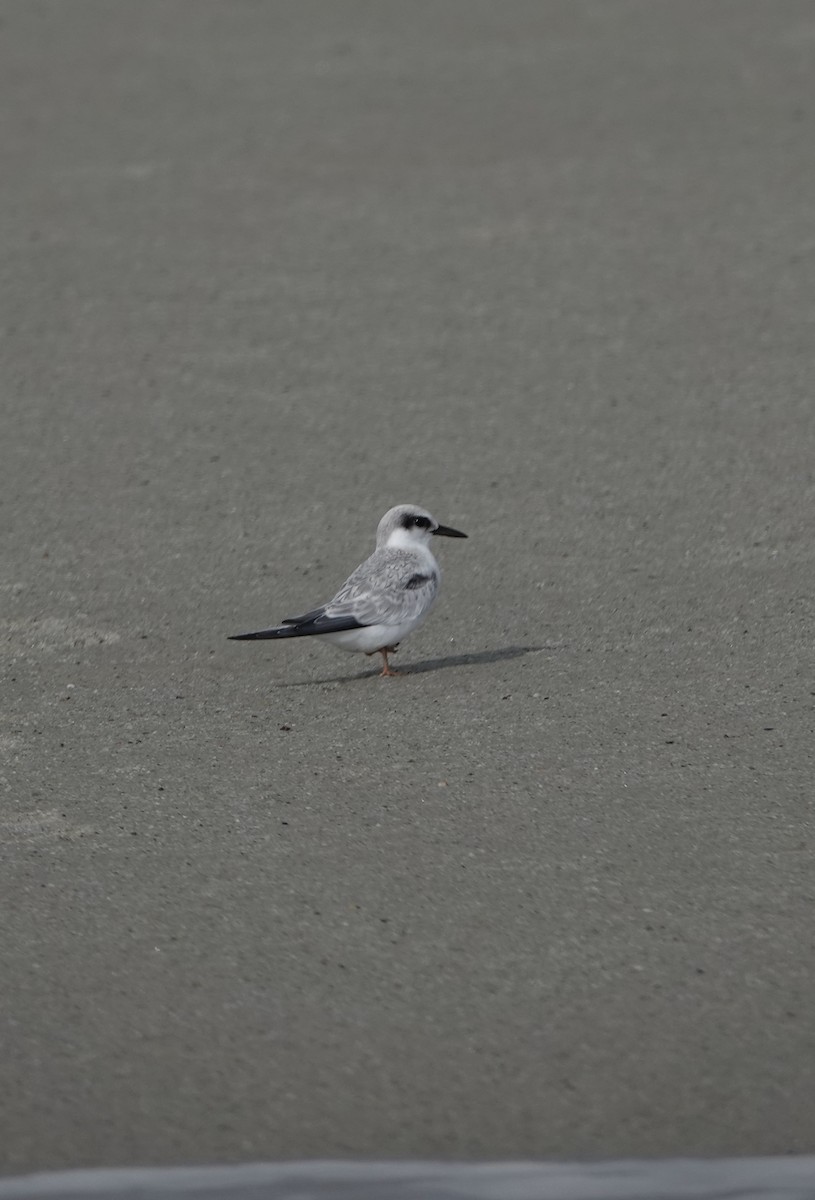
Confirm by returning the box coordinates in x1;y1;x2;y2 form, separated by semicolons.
378;646;400;676
365;645;401;677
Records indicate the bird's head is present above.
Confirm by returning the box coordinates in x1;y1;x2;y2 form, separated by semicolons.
376;504;468;550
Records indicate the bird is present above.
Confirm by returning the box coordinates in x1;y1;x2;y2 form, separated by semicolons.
229;504;467;676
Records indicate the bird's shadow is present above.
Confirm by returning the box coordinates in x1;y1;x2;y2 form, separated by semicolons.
277;643;556;687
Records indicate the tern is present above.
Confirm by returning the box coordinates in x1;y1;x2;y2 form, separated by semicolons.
229;504;467;676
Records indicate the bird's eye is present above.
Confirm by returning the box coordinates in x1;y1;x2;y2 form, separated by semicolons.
413;516;430;529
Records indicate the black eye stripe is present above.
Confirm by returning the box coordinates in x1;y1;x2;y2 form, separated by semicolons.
401;513;431;530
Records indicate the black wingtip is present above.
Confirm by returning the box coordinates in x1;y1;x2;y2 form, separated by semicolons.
228;629;280;640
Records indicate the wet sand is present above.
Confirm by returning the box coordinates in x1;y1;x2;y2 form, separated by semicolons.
1;0;814;1173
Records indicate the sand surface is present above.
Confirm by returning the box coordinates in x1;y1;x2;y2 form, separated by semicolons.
1;0;814;1173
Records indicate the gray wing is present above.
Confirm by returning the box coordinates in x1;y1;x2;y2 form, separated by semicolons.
233;551;439;641
312;548;439;628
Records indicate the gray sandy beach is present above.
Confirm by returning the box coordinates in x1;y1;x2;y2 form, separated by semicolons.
1;0;814;1177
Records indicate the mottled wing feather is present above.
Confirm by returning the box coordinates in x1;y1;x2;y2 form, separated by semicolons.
320;548;438;628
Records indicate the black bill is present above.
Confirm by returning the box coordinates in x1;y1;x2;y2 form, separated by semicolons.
433;523;467;538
